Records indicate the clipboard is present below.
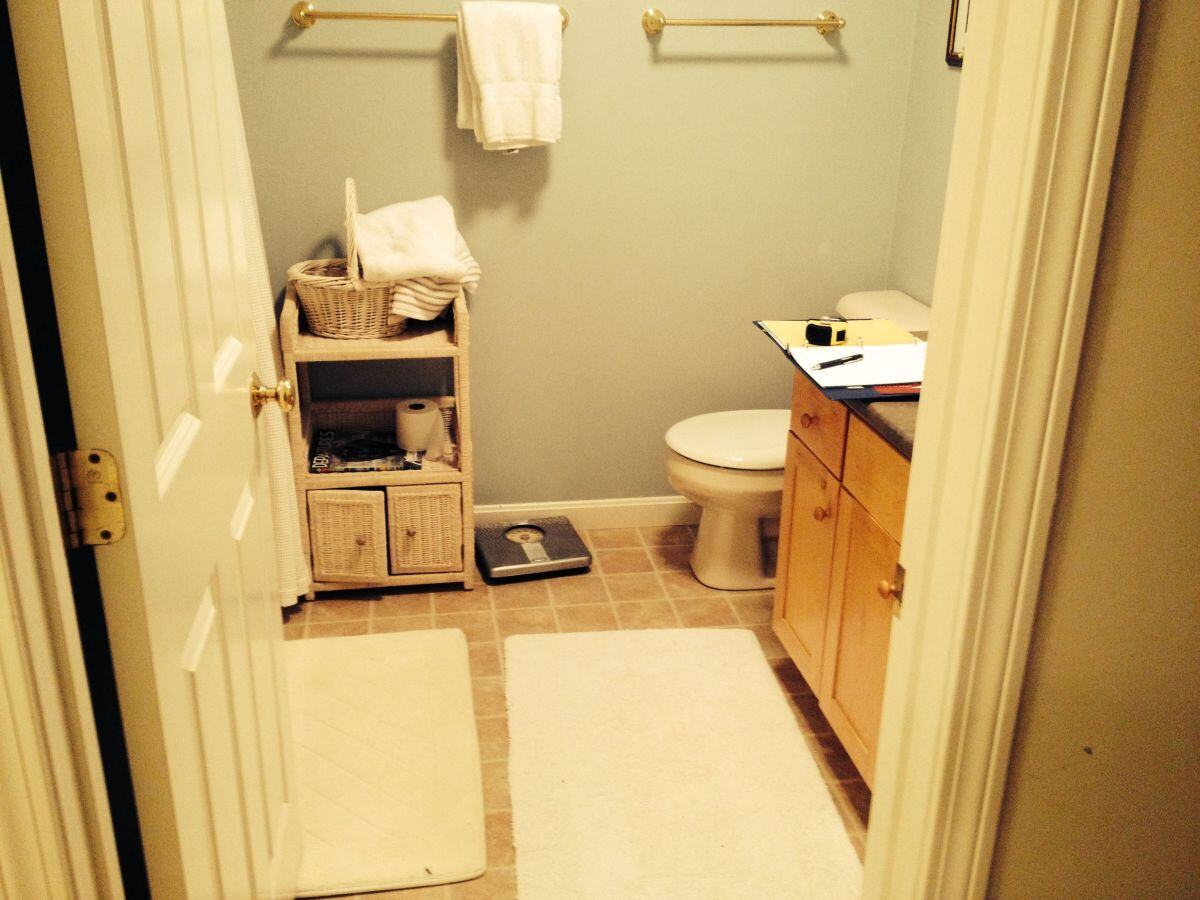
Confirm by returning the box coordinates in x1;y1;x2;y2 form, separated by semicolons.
755;319;925;401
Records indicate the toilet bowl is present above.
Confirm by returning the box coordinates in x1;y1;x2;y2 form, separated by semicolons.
664;409;791;591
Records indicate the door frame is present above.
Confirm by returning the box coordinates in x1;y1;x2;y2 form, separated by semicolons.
0;176;121;896
1;0;1138;896
865;0;1139;896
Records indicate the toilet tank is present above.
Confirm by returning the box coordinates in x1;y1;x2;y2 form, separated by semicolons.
835;290;931;332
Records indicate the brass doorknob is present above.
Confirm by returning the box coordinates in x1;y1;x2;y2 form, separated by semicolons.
878;580;898;600
799;413;818;429
250;373;296;417
813;506;830;522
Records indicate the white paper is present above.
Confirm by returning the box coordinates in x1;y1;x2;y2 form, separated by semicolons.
789;342;926;388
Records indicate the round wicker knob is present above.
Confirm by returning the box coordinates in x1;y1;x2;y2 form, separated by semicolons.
355;537;367;547
799;413;817;429
878;580;897;600
406;528;418;538
813;507;829;522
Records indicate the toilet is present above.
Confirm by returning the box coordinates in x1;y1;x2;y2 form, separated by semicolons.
665;409;791;591
665;289;931;591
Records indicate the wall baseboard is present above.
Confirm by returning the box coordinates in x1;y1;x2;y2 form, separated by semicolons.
474;495;700;530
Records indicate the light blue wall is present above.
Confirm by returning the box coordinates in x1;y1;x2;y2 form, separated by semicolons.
226;0;947;503
887;0;962;304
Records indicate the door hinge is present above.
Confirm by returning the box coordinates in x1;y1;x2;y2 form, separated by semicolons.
53;450;126;549
891;562;907;617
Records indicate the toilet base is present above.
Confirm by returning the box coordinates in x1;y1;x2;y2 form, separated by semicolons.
690;507;775;591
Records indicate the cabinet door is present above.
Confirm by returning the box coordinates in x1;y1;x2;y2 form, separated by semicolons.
820;490;898;787
772;433;841;690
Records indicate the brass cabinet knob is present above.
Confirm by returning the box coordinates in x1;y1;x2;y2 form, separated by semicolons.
250;373;296;417
813;506;830;522
799;412;818;429
878;580;898;600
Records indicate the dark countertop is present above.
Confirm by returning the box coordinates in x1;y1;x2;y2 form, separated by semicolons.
844;399;919;460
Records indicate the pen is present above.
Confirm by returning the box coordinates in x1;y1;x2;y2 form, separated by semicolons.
813;353;864;371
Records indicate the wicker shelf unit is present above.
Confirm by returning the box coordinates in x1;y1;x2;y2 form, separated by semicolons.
281;285;475;596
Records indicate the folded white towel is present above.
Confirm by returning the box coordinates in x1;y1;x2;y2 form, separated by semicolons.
390;245;482;322
457;2;563;152
354;195;473;283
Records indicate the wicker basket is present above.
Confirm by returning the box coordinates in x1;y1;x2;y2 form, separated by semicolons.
288;178;404;340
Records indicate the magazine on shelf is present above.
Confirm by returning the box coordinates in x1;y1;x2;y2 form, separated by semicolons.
309;428;425;474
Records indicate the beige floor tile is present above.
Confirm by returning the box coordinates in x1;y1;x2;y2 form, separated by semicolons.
659;570;723;598
672;597;738;627
485;811;515;867
433;589;492;615
808;732;861;781
614;600;680;630
283;603;308;624
849;831;866;862
468;643;502;678
748;624;789;659
495;607;557;639
603;573;666;602
476;717;508;762
648;544;693;572
346;886;448;899
770;657;809;694
730;592;774;625
372;593;433;619
639;524;697;546
595;547;655;575
836;778;872;829
449;867;516;900
555;603;619;633
306;620;369;639
548;576;609;606
481;760;510;811
283;622;306;641
372;615;435;634
585;528;644;549
306;598;374;623
471;677;507;718
489;579;551;611
435;611;496;644
786;692;833;736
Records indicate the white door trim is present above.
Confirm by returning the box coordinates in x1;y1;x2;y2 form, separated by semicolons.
0;178;121;896
865;1;1139;897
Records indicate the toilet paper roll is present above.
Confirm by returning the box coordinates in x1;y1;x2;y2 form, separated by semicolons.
395;400;442;459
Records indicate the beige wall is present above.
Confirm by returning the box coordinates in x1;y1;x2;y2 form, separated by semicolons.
224;0;939;504
988;3;1200;896
887;0;960;304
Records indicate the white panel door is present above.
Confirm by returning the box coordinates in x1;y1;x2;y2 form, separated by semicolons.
11;0;301;896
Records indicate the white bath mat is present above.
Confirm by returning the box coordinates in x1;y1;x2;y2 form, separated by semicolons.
506;629;863;900
287;630;485;897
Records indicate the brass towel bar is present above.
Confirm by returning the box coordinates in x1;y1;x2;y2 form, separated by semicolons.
290;2;570;30
641;8;845;36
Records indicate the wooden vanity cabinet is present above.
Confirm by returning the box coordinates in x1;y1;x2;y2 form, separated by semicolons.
775;434;841;688
773;373;910;787
820;491;901;785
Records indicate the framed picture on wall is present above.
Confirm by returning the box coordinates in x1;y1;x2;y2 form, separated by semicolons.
946;0;969;67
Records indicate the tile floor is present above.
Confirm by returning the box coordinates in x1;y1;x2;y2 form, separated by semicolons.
284;525;870;899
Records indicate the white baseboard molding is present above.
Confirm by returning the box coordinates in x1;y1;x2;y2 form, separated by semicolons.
474;495;701;531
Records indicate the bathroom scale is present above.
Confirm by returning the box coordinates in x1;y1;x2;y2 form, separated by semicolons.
475;516;591;580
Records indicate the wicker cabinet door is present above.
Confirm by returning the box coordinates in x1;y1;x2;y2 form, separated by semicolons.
307;490;388;583
386;485;464;574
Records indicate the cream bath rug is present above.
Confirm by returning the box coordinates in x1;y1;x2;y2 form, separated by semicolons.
506;629;863;900
287;630;485;897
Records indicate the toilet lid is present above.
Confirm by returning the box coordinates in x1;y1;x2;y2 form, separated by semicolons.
666;410;791;470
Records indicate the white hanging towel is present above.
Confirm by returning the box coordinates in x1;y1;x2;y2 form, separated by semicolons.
456;1;563;151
